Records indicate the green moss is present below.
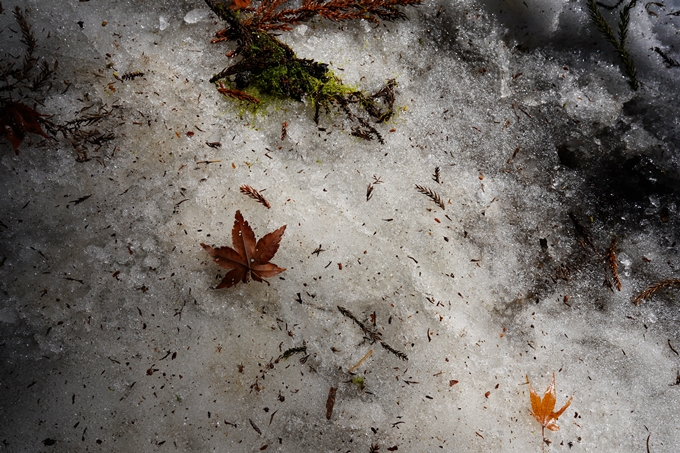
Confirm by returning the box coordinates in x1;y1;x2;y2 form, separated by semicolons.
351;376;365;391
211;17;394;141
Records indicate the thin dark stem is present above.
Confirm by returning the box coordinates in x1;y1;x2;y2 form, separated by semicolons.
542;426;545;453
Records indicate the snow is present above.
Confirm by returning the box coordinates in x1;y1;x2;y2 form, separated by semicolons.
1;0;680;452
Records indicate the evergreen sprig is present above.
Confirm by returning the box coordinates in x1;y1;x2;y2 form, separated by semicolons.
587;0;639;90
247;0;422;32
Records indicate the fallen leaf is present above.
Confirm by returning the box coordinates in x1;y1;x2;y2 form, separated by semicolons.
0;102;50;154
201;210;286;288
230;0;252;11
527;372;573;451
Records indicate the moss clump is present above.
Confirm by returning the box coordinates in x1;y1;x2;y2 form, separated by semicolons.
205;0;413;142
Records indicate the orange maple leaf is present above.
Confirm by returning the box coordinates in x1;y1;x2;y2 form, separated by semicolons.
527;372;573;452
201;210;286;288
229;0;252;10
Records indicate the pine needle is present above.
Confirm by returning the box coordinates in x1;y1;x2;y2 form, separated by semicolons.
632;278;680;305
348;349;373;373
240;184;271;208
415;184;445;210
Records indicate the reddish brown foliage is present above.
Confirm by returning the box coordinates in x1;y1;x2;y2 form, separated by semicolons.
632;278;680;305
241;0;422;32
0;102;49;154
201;210;286;288
240;185;271;208
217;82;261;103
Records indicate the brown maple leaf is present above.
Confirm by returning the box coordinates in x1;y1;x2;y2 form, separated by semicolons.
201;210;286;288
527;372;573;452
0;101;50;154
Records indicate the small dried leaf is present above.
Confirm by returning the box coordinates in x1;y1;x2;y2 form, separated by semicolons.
1;102;50;154
202;211;286;288
527;372;573;432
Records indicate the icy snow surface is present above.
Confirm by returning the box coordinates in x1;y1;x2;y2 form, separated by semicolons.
1;0;680;451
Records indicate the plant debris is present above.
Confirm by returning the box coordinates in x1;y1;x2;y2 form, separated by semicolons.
325;386;337;420
415;184;445;210
366;183;374;201
432;166;441;184
527;373;573;453
348;349;373;373
240;184;271;208
201;210;286;288
338;306;407;360
0;102;50;153
654;47;680;67
204;0;420;140
607;237;622;291
587;0;639;90
632;278;680;305
120;70;145;81
0;7;55;153
280;346;307;360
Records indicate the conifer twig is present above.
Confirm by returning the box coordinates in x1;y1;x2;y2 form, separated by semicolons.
654;47;680;67
14;7;37;80
432;166;441;184
632;278;680;305
587;0;639;90
240;184;271;208
217;83;261;104
415;184;445;210
247;0;422;32
337;306;407;360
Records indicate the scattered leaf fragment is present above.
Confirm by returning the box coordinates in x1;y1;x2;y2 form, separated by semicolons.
326;387;337;420
201;211;286;288
249;418;262;435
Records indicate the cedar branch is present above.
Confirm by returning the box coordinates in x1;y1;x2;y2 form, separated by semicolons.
239;184;271;208
415;184;445;210
632;278;680;305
